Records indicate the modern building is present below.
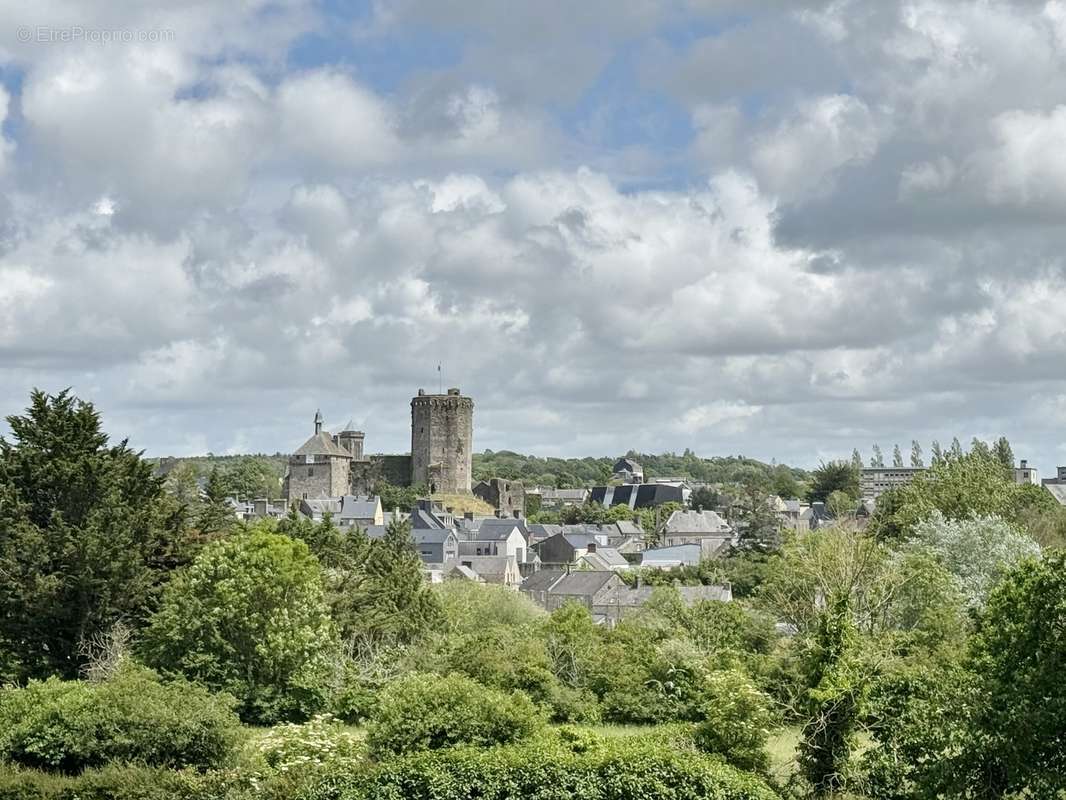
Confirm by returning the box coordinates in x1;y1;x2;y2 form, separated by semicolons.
860;466;925;500
1014;459;1039;485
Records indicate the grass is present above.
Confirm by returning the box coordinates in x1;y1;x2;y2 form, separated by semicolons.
766;726;801;783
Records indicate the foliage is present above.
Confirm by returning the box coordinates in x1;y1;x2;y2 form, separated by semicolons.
724;479;784;553
435;580;543;637
798;593;864;798
868;450;1050;539
372;480;427;513
0;763;229;800
907;511;1039;607
140;529;338;724
278;516;443;653
808;461;860;504
693;669;773;774
302;730;782;800
0;390;188;681
365;673;545;758
689;485;720;510
945;552;1066;798
252;714;364;775
0;665;241;773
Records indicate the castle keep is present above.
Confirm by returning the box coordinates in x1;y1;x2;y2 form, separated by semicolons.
411;388;474;494
284;388;474;500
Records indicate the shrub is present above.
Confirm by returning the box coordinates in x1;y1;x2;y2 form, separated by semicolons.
253;715;364;775
300;733;781;800
0;666;241;774
693;669;773;774
365;673;545;758
140;529;338;724
0;763;223;800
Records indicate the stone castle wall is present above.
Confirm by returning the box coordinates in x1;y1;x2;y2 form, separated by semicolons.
349;455;413;495
411;389;473;493
286;454;350;500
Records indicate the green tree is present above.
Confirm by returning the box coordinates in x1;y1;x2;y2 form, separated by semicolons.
690;485;720;510
0;390;185;681
807;461;860;504
948;437;963;460
870;445;884;468
909;440;923;468
930;440;944;466
947;552;1066;798
799;593;863;798
850;449;863;471
992;436;1014;472
892;444;904;468
140;529;338;723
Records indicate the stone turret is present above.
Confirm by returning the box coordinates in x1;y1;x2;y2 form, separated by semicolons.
410;387;473;494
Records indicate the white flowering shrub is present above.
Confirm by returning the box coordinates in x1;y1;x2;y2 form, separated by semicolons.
253;714;364;775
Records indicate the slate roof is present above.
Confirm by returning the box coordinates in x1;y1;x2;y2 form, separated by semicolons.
520;570;566;593
663;509;731;534
447;564;481;581
598;583;732;608
580;547;628;570
548;571;620;597
589;483;684;509
614;520;644;537
455;555;517;584
640;543;702;567
292;432;352;458
475;517;530;542
411;508;447;530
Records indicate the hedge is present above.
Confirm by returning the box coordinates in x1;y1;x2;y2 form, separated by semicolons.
298;735;781;800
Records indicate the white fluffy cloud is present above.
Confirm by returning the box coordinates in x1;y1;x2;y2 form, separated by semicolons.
2;0;1066;470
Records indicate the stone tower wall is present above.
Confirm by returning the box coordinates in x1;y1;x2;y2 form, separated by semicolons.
286;454;350;500
410;388;474;493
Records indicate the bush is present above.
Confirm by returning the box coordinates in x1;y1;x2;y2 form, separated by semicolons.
693;669;773;774
0;763;225;800
140;529;338;724
300;733;781;800
252;715;364;774
0;666;241;774
365;673;545;758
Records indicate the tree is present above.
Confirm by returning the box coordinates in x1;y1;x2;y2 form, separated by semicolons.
908;512;1040;608
808;461;860;504
992;436;1014;472
910;440;923;468
868;449;1044;540
727;479;783;553
850;449;863;471
799;592;864;798
892;444;904;468
948;437;963;460
689;485;720;510
870;445;884;468
970;437;991;460
946;553;1066;798
0;390;185;681
930;440;944;466
140;529;338;723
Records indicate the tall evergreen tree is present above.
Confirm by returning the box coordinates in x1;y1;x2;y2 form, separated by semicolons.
870;445;885;468
0;389;185;680
910;440;924;468
893;444;904;468
949;437;964;460
851;449;863;471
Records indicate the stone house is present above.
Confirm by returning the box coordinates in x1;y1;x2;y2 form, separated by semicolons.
660;509;734;557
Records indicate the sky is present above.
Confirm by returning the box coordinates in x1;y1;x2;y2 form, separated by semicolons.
1;1;1066;471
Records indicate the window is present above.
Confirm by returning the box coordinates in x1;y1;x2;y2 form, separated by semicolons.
308;467;315;476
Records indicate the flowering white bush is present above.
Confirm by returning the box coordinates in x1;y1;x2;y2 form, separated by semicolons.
253;714;364;774
909;512;1040;607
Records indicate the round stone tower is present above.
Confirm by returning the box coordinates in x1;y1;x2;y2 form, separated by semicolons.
410;387;473;494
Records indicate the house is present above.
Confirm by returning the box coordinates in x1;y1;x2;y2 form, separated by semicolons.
445;563;483;582
537;571;626;612
612;457;644;484
298;495;383;528
593;583;733;623
528;487;590;510
227;497;288;522
451;554;522;587
589;483;684;510
578;546;629;571
411;528;460;564
459;520;527;563
660;509;733;557
640;543;702;569
532;531;601;566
